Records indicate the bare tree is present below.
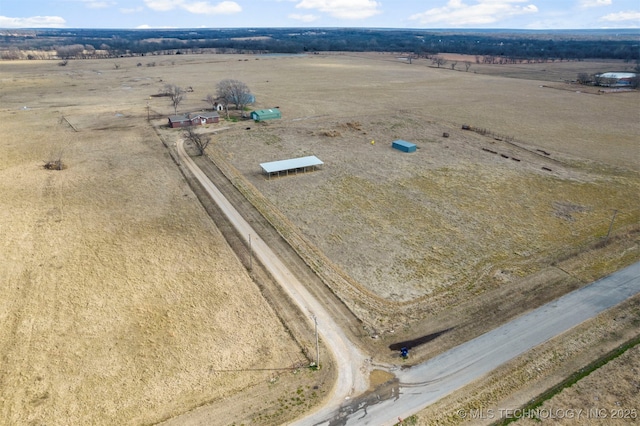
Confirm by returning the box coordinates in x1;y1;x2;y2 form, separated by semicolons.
431;55;447;68
216;79;253;111
183;126;209;156
464;61;472;72
576;72;591;85
164;84;185;114
84;44;95;58
593;74;604;86
450;61;457;70
1;47;21;60
205;94;216;109
56;44;84;60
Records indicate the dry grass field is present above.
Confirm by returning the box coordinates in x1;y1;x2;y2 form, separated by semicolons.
0;57;322;426
405;294;640;426
207;52;639;328
515;344;640;426
0;51;638;425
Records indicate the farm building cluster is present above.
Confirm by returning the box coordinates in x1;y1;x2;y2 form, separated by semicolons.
168;108;281;128
168;111;219;128
595;72;637;87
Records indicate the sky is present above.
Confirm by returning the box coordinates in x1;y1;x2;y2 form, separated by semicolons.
0;0;639;30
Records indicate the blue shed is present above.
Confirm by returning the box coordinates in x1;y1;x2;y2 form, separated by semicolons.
392;139;416;153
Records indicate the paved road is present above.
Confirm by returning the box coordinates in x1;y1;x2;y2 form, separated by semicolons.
176;140;370;422
316;261;640;425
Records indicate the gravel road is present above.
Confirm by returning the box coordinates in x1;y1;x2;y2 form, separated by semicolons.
176;139;371;422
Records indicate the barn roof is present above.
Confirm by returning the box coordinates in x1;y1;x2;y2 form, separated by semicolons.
597;72;636;79
251;108;281;120
393;139;416;148
260;155;323;174
168;111;219;122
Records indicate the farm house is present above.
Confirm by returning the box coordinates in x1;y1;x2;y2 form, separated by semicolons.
168;111;219;128
251;108;281;121
392;139;416;153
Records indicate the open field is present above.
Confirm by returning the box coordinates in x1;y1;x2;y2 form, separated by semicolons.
514;341;640;426
0;52;638;425
0;57;326;426
205;52;639;329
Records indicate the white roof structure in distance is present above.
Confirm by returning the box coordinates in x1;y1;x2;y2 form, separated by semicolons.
260;155;324;174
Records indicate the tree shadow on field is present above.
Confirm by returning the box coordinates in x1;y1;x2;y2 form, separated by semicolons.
388;327;454;352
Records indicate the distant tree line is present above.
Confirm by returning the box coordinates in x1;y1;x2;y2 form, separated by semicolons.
1;28;638;62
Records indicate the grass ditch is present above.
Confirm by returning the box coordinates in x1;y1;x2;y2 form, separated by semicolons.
493;334;640;425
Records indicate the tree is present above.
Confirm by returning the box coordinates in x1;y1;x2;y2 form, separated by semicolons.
450;61;457;70
164;84;185;114
431;55;447;68
576;72;591;85
1;47;21;60
593;74;604;86
55;44;84;60
183;126;209;156
205;94;218;110
84;44;95;58
464;61;472;72
216;79;253;111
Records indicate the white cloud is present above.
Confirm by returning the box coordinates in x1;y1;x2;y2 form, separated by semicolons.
0;15;67;28
409;0;538;26
600;10;640;21
120;7;144;13
143;0;241;14
295;0;382;20
136;24;177;28
579;0;612;8
143;0;175;11
289;13;319;22
67;0;115;8
83;0;113;8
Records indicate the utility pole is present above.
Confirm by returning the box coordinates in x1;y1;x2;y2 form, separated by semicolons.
606;209;618;242
313;314;319;368
249;234;252;271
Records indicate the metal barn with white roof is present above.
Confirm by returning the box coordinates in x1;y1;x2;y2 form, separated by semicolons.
260;156;323;179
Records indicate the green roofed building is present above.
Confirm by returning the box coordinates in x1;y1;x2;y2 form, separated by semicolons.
251;108;281;121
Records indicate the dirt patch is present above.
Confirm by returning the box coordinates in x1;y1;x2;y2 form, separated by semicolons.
369;369;395;390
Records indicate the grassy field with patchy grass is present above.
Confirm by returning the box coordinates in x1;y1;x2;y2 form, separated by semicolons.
209;52;639;329
0;51;637;425
0;56;321;426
